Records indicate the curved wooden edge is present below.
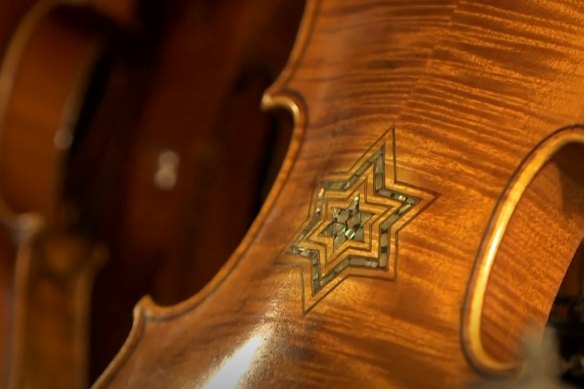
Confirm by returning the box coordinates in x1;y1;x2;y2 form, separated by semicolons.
139;92;306;323
0;0;103;222
461;125;584;374
5;212;44;389
0;0;64;222
0;0;76;128
92;1;320;386
7;226;107;388
262;0;320;99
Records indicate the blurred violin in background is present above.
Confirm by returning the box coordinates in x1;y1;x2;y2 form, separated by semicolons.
0;0;304;387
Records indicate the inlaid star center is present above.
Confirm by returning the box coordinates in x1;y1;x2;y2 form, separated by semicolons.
320;194;372;251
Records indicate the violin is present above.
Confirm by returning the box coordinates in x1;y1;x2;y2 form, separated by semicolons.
0;1;138;387
93;0;584;387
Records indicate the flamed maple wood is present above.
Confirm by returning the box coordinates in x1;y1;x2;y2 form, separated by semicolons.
96;0;584;387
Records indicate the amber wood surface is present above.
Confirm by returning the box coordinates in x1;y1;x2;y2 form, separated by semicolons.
96;1;584;387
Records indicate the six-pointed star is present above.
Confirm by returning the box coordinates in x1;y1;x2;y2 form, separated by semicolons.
288;129;435;310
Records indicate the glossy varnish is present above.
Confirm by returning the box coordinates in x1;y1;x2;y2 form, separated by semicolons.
96;1;584;387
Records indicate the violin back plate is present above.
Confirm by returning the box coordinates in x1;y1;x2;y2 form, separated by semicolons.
96;1;584;387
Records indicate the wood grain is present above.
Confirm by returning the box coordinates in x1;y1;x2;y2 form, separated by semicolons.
96;0;584;387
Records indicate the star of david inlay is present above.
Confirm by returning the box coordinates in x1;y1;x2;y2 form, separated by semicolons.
288;126;436;312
